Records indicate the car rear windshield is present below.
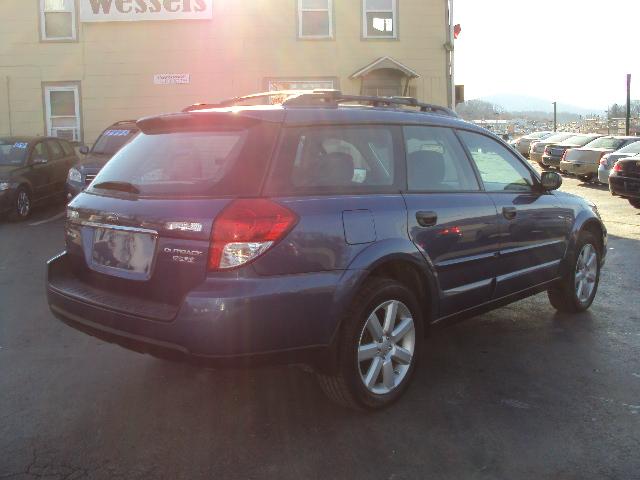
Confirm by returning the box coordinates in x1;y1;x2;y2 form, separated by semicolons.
616;140;640;154
583;137;626;150
92;128;139;155
0;139;28;166
88;123;278;197
527;132;551;139
543;133;573;143
562;135;596;147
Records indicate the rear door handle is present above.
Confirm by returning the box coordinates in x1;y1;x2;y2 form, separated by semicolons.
503;207;517;220
416;211;438;227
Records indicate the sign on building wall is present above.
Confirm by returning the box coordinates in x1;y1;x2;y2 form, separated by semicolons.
154;73;191;85
79;0;214;22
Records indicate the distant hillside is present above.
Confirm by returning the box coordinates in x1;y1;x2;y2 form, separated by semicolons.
478;94;602;116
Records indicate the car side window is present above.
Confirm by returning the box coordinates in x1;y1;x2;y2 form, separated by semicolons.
31;142;50;163
60;141;75;156
404;126;480;192
46;140;65;160
279;125;399;191
458;130;535;192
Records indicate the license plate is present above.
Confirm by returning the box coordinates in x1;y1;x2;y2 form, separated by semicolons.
91;227;157;278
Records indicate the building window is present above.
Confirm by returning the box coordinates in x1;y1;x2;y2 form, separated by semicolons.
40;0;77;41
298;0;333;38
44;84;81;142
363;0;397;39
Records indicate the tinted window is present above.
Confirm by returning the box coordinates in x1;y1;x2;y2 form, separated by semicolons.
458;131;535;192
92;128;139;155
60;141;75;156
47;140;64;160
0;139;29;166
563;135;598;147
31;143;50;163
269;125;399;192
89;124;278;197
616;141;640;154
584;137;626;150
404;126;479;192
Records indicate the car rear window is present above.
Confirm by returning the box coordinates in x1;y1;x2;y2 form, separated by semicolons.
88;123;278;197
584;137;626;150
92;128;139;155
0;139;29;165
616;141;640;154
266;125;402;194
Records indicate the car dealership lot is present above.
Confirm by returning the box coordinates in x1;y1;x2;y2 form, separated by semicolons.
1;175;639;479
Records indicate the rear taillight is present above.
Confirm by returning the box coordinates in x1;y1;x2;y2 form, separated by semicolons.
544;146;551;155
561;150;568;161
208;199;298;271
613;161;624;173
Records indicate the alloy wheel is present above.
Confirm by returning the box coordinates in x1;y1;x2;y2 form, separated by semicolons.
575;243;598;304
17;190;30;217
357;300;416;395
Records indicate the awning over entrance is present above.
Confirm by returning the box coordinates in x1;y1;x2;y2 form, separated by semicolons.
350;56;420;80
351;56;420;98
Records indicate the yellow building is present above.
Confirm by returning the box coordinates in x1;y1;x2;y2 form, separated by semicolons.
0;0;454;144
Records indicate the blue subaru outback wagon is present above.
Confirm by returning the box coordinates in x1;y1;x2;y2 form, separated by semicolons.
47;91;607;409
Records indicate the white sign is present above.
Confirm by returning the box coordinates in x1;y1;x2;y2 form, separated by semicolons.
80;0;213;22
154;73;191;85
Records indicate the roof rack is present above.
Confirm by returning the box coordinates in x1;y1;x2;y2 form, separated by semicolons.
182;90;458;118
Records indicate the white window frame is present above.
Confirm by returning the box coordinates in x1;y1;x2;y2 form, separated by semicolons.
44;84;82;142
362;0;398;39
298;0;333;39
40;0;77;41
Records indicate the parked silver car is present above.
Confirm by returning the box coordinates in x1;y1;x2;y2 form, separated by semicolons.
598;141;640;184
560;136;640;182
514;131;554;157
529;132;575;167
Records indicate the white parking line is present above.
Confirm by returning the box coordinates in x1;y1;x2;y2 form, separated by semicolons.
29;211;65;226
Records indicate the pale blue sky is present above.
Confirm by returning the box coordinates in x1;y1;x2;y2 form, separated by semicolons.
454;0;640;110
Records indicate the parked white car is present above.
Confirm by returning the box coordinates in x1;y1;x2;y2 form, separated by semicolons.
514;131;554;158
597;141;640;184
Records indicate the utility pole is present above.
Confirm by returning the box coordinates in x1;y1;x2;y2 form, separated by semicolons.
552;101;557;132
626;74;631;136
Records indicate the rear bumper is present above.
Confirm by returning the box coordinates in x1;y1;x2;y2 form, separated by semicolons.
529;152;545;164
0;188;14;216
559;161;597;175
609;176;640;199
542;155;561;167
597;166;611;185
47;252;356;369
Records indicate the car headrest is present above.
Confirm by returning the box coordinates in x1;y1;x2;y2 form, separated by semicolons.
407;150;446;189
311;152;354;187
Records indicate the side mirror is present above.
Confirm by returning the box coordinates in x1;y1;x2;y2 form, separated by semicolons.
541;171;562;191
79;145;90;155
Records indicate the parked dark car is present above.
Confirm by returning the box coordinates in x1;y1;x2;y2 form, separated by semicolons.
47;91;607;410
609;156;640;208
541;133;602;169
66;121;139;199
0;136;78;220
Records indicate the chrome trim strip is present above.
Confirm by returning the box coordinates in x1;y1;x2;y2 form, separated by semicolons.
442;278;493;298
499;239;565;257
496;260;561;284
75;221;158;236
435;251;495;268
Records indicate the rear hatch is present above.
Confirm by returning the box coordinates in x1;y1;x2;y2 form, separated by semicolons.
63;110;282;317
617;157;640;179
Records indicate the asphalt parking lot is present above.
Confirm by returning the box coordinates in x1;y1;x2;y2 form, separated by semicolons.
1;171;639;480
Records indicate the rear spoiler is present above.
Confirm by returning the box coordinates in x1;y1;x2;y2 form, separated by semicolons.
136;112;269;135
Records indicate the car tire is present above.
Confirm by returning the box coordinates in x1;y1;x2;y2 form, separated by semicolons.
628;198;640;209
9;186;32;221
547;231;601;313
317;277;423;410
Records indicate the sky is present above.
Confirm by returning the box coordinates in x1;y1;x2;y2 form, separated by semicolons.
454;0;640;111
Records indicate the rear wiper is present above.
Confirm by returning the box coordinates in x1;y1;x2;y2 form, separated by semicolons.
92;181;140;194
